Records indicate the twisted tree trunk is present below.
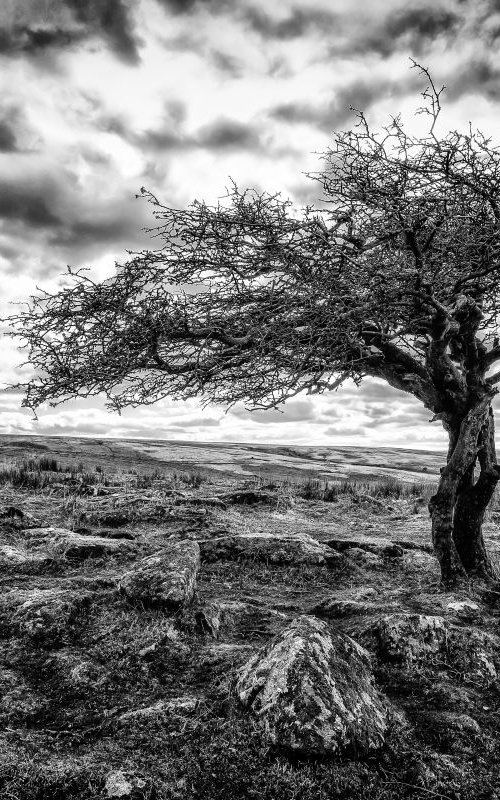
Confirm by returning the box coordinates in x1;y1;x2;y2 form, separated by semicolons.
429;393;499;586
452;408;500;578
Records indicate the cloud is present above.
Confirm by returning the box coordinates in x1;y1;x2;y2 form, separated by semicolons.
137;116;264;153
65;0;141;64
0;0;141;64
270;75;416;132
230;399;319;425
0;176;61;228
445;58;500;101
155;0;231;15
242;7;337;40
353;6;461;57
0;119;18;152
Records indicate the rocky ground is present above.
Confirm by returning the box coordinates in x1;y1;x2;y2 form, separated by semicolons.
1;454;500;800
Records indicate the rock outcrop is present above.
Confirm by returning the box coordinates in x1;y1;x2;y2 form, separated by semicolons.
195;600;287;638
0;588;91;646
326;538;403;558
119;541;200;609
236;615;389;756
26;528;135;559
200;533;342;567
374;613;499;684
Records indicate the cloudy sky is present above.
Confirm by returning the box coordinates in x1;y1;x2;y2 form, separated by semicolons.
0;0;499;450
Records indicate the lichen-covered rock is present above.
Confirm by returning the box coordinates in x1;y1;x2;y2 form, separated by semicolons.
311;598;380;618
345;548;384;567
27;527;135;559
445;600;481;621
119;541;200;609
375;614;447;663
199;533;342;567
105;770;133;798
374;613;500;683
236;615;388;756
0;588;90;646
195;600;287;638
326;538;403;558
0;544;50;569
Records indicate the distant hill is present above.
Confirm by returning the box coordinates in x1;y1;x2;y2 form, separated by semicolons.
0;435;442;483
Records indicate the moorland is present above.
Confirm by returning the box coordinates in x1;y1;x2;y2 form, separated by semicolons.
1;435;500;800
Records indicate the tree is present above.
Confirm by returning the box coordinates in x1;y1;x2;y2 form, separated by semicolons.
7;65;500;586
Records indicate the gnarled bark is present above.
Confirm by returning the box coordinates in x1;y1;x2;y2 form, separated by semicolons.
429;392;498;586
452;408;500;578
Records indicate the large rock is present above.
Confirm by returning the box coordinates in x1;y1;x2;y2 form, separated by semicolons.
0;588;91;646
374;613;500;683
119;541;200;609
236;615;388;756
27;527;135;559
199;533;342;567
195;600;287;638
0;544;50;569
326;538;403;558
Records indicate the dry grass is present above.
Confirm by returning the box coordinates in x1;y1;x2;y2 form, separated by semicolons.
1;453;499;800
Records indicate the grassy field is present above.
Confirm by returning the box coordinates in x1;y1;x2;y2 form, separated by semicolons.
1;439;500;799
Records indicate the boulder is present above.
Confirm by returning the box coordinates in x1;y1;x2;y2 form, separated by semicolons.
105;771;135;798
326;538;403;558
345;548;383;567
199;532;342;567
236;615;388;756
445;600;481;621
119;541;200;609
375;614;447;664
374;613;500;683
0;544;50;569
26;527;135;559
311;598;380;618
195;600;287;638
0;588;91;646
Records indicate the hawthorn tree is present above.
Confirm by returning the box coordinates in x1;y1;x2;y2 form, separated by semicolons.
7;66;500;586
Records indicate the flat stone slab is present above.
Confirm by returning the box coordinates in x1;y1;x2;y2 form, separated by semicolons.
236;614;389;756
199;533;342;567
26;528;135;559
119;541;200;609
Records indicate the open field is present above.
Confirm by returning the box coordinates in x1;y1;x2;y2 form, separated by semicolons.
1;439;500;800
0;435;444;483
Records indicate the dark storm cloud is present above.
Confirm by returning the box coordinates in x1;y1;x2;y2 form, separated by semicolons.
242;7;336;40
0;179;61;228
270;76;416;133
64;0;141;64
0;120;18;152
155;0;231;15
137;117;264;152
446;59;500;101
354;6;461;57
197;118;262;150
0;0;140;64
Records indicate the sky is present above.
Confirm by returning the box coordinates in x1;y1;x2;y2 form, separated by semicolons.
0;0;499;450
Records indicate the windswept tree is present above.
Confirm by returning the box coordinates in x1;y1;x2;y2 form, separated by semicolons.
7;65;500;586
